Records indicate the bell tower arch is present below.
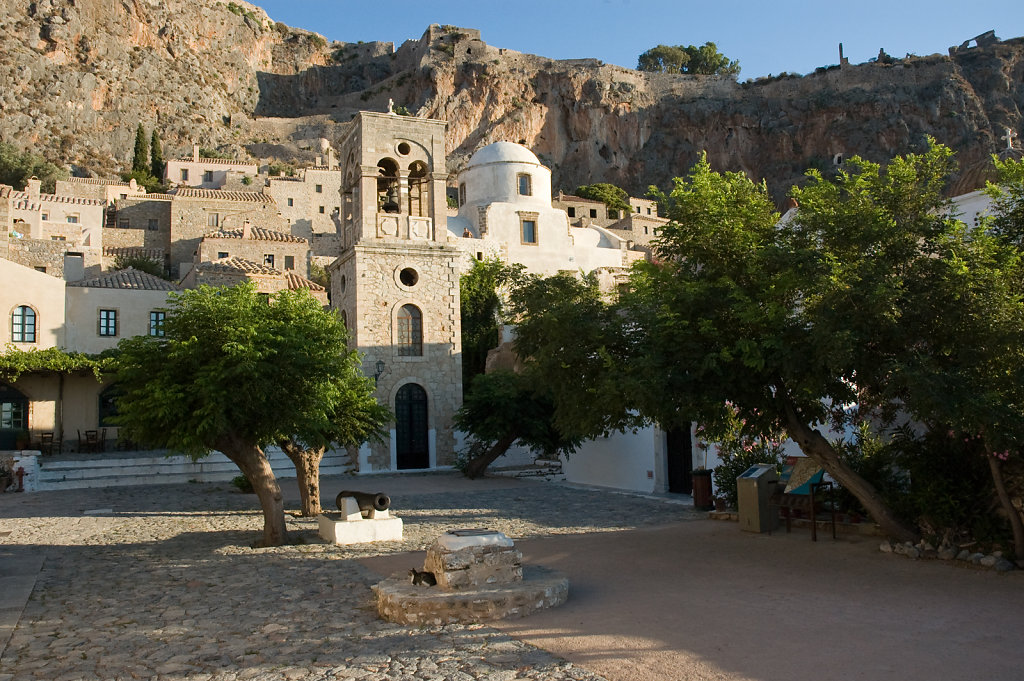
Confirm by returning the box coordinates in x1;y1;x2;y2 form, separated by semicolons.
330;112;462;472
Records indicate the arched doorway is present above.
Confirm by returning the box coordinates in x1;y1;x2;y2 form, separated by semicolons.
395;383;428;469
0;384;29;450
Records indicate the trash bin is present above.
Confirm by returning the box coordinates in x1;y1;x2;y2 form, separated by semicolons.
692;469;714;510
737;464;779;533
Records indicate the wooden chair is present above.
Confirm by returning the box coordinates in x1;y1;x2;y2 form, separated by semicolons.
84;430;100;453
768;457;836;541
39;432;55;456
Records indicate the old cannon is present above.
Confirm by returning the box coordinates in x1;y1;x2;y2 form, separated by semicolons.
336;490;391;518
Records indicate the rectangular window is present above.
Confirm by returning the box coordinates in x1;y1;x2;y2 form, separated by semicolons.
98;309;118;337
319;205;325;214
521;219;537;244
149;310;166;337
284;255;295;270
636;206;641;213
67;214;79;224
181;169;189;182
644;226;649;235
147;219;159;231
208;213;219;228
50;236;66;242
264;254;275;267
459;183;466;206
608;210;619;220
217;251;229;259
647;207;652;215
34;266;46;272
567;207;576;217
315;184;323;193
287;197;294;207
589;209;597;218
203;170;214;183
41;212;49;221
118;218;129;229
517;174;532;196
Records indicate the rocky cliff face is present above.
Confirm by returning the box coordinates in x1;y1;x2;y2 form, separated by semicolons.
1;1;1021;199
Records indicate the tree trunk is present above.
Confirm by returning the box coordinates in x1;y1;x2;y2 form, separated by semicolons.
464;433;519;479
218;436;287;547
986;453;1024;566
781;398;919;544
279;439;325;517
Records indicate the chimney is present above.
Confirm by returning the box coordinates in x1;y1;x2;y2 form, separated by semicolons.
242;220;252;239
26;177;41;199
327;148;336;168
63;252;85;282
192;143;199;162
316;155;323;167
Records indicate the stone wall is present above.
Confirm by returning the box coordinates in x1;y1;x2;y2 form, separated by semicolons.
169;196;286;278
105;197;172;256
4;239;101;278
198;235;308;272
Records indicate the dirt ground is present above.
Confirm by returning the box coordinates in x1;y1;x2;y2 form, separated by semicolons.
360;519;1024;681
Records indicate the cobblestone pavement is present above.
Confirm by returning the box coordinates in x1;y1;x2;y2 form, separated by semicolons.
0;474;702;680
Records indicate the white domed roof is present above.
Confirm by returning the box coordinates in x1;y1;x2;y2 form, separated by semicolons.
467;142;541;168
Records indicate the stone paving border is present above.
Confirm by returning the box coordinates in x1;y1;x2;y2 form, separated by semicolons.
0;473;702;680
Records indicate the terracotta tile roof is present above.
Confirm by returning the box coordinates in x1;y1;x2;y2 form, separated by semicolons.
169;187;276;204
68;267;180;291
204;226;307;243
10;191;105;207
267;176;304;183
67;177;131;187
171;156;257;166
284;271;326;291
197;257;280;275
103;246;166;260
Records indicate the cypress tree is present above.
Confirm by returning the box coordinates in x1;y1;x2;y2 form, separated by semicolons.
150;129;164;180
132;124;149;173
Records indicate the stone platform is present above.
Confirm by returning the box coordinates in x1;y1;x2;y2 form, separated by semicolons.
373;565;568;625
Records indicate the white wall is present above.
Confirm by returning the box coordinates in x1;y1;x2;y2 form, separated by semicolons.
560;426;661;493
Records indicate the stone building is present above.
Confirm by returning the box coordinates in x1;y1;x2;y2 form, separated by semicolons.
182;257;328;305
164;144;258;190
1;179;106;277
55;176;147;207
330;111;463;472
264;159;344;263
195;222;309;273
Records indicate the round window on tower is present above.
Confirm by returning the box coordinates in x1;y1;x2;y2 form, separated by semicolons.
397;141;411;156
399;267;419;287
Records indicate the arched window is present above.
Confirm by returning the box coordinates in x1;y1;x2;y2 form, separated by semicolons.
397;304;423;356
407;161;429;217
11;305;36;343
377;158;400;214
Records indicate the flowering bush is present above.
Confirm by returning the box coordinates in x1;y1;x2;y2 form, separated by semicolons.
707;408;786;509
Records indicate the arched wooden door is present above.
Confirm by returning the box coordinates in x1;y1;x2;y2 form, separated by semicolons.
395;383;429;469
0;384;29;450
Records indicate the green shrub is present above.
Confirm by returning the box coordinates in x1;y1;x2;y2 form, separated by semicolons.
232;475;254;493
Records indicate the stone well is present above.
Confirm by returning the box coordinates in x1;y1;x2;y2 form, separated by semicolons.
372;529;568;625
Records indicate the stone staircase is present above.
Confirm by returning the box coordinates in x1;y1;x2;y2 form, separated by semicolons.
489;458;565;482
31;446;353;491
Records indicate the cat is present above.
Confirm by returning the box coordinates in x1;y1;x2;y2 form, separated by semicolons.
409;568;437;586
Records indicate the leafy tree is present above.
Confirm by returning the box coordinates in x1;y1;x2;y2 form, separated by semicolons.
986;156;1024;248
119;169;165;194
150;129;164;180
0;141;67;192
574;183;630;217
637;42;740;76
113;284;388;546
454;371;581;479
459;257;525;390
132;124;149;174
111;254;166;279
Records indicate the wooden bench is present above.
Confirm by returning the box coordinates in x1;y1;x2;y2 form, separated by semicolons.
768;457;836;541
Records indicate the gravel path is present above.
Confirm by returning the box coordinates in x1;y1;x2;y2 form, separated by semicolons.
0;474;702;680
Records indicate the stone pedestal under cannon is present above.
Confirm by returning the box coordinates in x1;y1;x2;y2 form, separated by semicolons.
373;529;568;625
317;491;403;545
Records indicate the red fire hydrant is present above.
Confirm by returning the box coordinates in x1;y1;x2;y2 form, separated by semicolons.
15;466;25;492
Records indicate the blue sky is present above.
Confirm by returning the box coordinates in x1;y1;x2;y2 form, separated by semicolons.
250;0;1023;78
